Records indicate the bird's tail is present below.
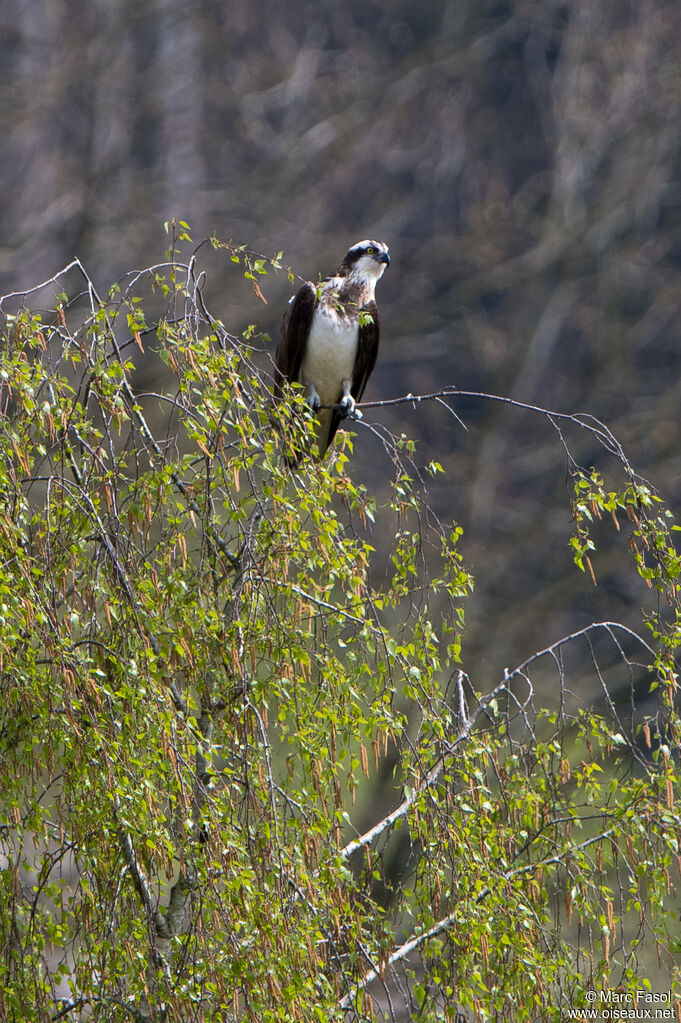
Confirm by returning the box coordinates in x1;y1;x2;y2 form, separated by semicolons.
315;409;335;460
282;407;336;467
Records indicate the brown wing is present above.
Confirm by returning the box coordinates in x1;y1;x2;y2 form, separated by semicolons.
351;300;381;403
325;300;380;451
274;282;316;397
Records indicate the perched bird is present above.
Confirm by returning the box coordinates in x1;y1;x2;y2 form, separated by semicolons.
274;239;390;461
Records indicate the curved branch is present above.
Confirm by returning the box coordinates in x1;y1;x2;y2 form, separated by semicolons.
340;621;652;864
316;386;642;477
339;826;616;1010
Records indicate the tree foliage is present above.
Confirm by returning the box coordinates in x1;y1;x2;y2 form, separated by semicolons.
5;0;681;770
0;238;679;1022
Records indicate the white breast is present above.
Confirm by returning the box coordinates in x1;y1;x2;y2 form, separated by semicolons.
301;305;359;405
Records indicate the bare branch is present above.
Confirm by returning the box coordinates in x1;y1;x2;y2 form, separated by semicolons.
339;826;616;1011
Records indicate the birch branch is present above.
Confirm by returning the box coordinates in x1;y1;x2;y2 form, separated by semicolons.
339;827;616;1010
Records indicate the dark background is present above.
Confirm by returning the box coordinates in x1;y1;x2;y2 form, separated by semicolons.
4;0;681;689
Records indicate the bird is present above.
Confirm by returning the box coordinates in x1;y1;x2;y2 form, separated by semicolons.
274;239;390;462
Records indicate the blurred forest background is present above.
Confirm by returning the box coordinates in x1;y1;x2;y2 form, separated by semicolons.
3;0;681;689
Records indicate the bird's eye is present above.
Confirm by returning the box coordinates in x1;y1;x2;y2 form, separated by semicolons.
365;246;375;254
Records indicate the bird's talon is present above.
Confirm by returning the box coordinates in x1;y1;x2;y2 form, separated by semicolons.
339;395;355;419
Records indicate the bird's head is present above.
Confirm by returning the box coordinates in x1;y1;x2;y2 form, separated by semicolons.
337;239;390;283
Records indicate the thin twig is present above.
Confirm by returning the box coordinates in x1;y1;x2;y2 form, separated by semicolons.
339;827;616;1010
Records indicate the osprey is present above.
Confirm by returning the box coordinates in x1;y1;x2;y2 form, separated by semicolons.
274;239;390;461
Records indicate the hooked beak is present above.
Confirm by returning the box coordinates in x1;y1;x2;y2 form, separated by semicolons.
375;251;390;267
